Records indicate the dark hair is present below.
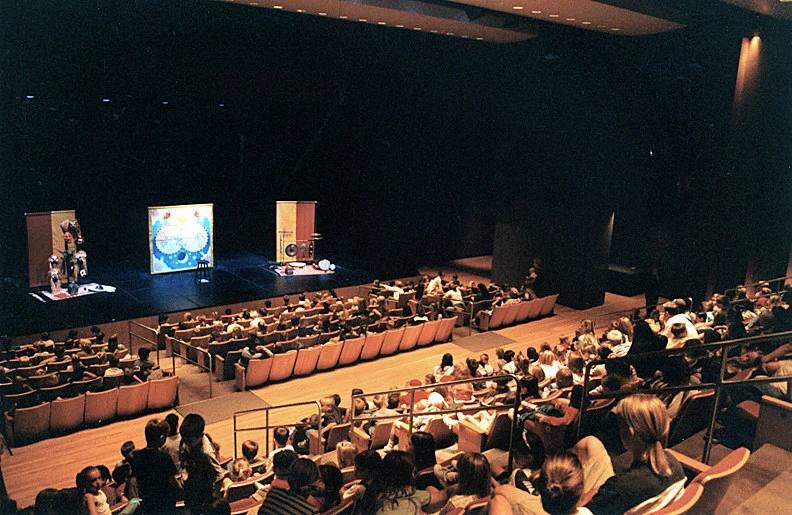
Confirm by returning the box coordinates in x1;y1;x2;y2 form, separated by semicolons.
504;350;516;362
409;431;436;471
120;441;135;459
164;413;180;437
144;418;170;447
355;450;382;479
242;440;259;461
112;463;131;486
272;449;298;476
512;428;546;470
332;393;342;407
34;488;60;515
365;451;416;512
76;466;99;491
179;413;206;442
138;347;151;360
457;453;492;498
96;465;111;481
287;458;320;498
440;353;454;369
317;464;344;511
274;426;290;446
527;347;540;362
387;392;400;409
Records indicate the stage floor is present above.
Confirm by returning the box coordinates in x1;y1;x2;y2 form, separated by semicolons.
0;253;376;337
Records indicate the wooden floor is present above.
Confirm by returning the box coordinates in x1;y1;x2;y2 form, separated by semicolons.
3;291;645;509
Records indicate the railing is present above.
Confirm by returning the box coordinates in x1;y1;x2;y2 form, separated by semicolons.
128;320;160;367
592;299;692;331
578;329;792;464
232;400;323;460
350;375;523;470
724;275;792;298
168;336;214;399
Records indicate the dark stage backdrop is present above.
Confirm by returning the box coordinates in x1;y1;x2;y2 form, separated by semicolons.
2;0;791;299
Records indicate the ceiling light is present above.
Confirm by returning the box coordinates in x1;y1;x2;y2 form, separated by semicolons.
446;32;454;35
461;35;469;38
549;14;559;18
273;5;282;8
318;12;327;15
413;27;422;30
512;6;524;10
610;27;620;31
531;10;541;14
396;24;404;27
26;95;35;99
359;18;367;21
102;99;110;102
565;18;575;21
430;29;438;32
162;101;169;105
378;21;386;25
475;37;484;40
297;9;305;12
581;21;592;25
340;15;348;18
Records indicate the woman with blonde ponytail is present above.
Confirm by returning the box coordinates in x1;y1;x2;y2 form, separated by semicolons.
538;454;591;515
585;394;685;514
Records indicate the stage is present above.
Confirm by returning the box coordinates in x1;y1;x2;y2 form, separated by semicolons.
0;253;378;338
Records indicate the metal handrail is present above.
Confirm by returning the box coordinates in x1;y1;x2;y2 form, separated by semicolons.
577;329;792;464
724;275;792;297
167;335;213;399
129;320;159;366
593;298;694;330
232;400;323;460
350;375;523;471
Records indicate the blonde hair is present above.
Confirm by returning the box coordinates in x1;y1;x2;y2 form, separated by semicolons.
539;454;585;515
615;394;672;477
539;351;555;366
336;441;357;469
230;458;252;481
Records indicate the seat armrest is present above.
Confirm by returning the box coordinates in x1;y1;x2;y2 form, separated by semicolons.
667;449;708;475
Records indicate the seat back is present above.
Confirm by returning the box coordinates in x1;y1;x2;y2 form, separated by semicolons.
27;372;60;390
2;389;39;412
643;482;704;515
324;422;352;452
424;417;454;448
753;395;792;452
399;324;423;352
38;383;74;403
538;294;559;317
369;420;394;450
338;336;366;366
501;302;521;326
84;388;119;425
435;316;457;342
147;376;179;410
296;334;319;349
485;411;512;451
6;401;51;445
515;300;533;323
50;394;86;433
224;478;260;503
359;331;386;361
317;340;344;371
417;319;442;347
668;390;715;447
380;327;405;356
116;381;151;418
243;357;274;389
293;346;322;376
269;350;298;382
350;425;372;453
525;298;544;320
689;447;750;515
488;304;509;330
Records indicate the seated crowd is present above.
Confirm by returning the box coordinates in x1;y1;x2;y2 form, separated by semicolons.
11;278;792;514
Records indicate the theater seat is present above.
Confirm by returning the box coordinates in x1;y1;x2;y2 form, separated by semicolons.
5;401;51;446
147;376;179;410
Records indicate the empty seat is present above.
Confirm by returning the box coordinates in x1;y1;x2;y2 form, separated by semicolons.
116;381;151;418
147;376;179;410
268;350;298;382
5;401;51;446
235;357;273;391
84;388;118;425
667;447;750;515
417;320;442;347
398;324;423;352
50;394;86;434
317;340;344;371
379;326;404;356
293;346;322;377
338;336;366;366
538;294;559;317
359;331;386;361
435;316;456;343
215;349;244;381
501;302;521;326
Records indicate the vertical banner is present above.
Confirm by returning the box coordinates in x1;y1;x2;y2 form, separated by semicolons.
149;204;214;274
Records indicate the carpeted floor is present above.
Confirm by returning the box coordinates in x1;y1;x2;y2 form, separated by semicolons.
451;331;516;353
176;391;271;425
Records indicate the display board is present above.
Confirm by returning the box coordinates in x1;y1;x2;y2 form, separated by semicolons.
26;210;76;288
148;204;214;274
275;201;317;263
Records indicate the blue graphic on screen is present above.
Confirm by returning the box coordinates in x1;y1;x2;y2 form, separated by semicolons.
150;206;213;273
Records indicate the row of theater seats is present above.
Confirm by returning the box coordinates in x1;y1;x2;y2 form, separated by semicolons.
3;376;179;446
472;294;559;331
233;316;458;390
